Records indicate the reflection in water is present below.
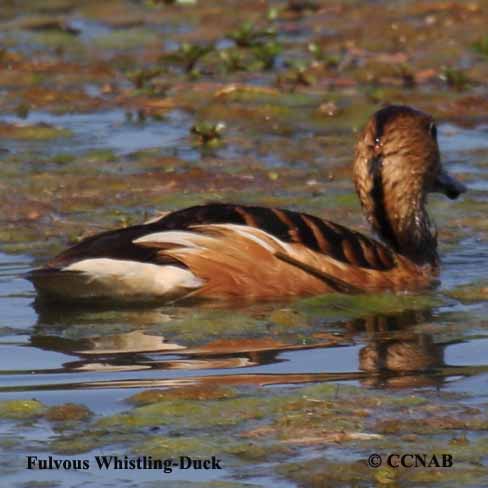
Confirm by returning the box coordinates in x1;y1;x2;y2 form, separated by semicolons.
354;312;448;388
8;301;477;393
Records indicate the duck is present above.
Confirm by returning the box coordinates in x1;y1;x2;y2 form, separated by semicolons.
28;105;467;303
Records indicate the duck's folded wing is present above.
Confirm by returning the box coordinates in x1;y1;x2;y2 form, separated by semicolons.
131;223;430;299
132;223;336;299
27;222;359;302
28;204;432;302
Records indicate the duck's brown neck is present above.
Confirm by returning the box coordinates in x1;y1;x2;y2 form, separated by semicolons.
367;155;439;267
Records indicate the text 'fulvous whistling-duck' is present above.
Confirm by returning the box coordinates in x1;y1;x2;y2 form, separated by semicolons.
28;105;467;303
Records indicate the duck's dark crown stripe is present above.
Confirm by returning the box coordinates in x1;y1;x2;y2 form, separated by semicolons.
369;155;399;251
373;105;422;141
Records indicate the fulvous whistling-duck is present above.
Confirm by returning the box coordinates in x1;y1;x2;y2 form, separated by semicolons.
29;105;467;303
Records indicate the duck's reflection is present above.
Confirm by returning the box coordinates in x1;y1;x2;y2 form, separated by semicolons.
28;301;459;390
352;313;448;388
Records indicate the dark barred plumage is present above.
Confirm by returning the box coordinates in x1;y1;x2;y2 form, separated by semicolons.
166;204;396;270
50;203;395;272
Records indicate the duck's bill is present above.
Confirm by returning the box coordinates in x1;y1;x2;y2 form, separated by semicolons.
434;170;467;199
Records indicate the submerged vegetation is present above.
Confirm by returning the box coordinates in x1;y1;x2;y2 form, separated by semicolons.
1;380;488;486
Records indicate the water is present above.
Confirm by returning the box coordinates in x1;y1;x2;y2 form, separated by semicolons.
1;16;488;485
1;110;487;485
1;222;486;397
0;109;194;157
2;2;488;485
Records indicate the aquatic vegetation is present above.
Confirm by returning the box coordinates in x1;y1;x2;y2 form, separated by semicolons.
472;35;488;57
440;67;471;91
45;403;92;423
93;28;160;51
0;122;72;140
252;40;282;70
127;67;164;90
227;21;276;48
296;292;443;322
12;380;477;484
133;435;221;459
15;103;30;119
307;42;341;67
446;282;488;303
218;49;250;73
277;61;317;89
127;386;238;406
287;0;320;13
165;42;214;74
191;121;226;145
0;0;487;486
17;17;80;35
0;400;45;420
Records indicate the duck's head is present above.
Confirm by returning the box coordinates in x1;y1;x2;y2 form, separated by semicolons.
353;105;467;264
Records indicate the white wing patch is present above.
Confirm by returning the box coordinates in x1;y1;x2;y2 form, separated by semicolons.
134;230;212;249
135;224;294;255
61;258;202;301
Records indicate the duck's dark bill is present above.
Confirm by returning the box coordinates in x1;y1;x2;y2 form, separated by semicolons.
434;170;467;199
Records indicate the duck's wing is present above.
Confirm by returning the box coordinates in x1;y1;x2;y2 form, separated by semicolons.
155;203;397;272
28;203;429;302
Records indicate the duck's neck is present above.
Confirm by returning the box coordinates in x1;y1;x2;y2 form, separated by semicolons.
378;197;438;267
367;157;439;267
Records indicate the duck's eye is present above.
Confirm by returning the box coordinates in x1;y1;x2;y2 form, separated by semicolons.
429;122;437;140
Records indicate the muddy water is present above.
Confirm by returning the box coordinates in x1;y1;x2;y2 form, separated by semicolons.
0;122;487;487
1;1;488;487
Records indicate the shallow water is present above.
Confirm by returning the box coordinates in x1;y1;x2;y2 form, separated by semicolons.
1;1;488;487
1;198;487;486
0;109;194;157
